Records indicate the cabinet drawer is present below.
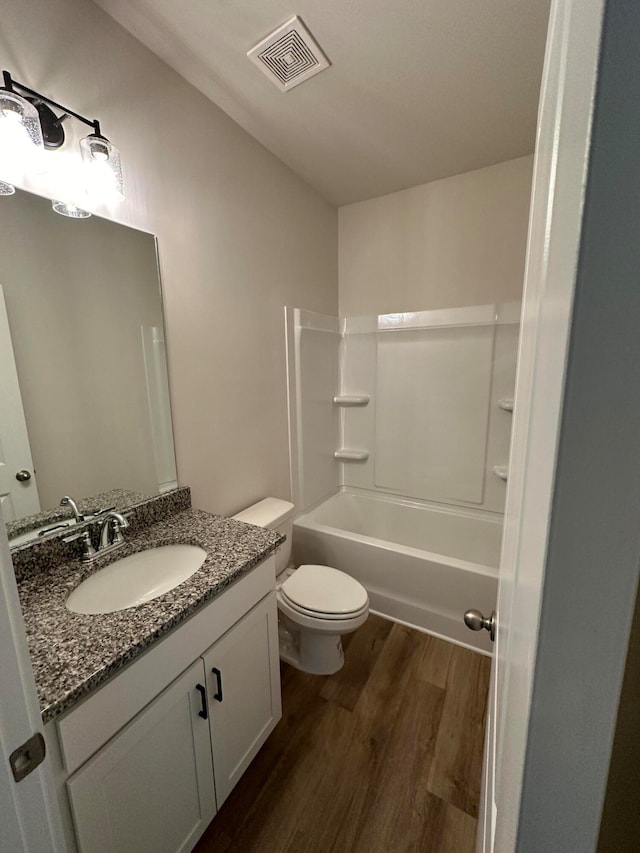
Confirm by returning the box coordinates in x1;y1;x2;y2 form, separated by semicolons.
58;555;275;774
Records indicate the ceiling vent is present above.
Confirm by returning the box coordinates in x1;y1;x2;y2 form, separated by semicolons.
247;16;330;92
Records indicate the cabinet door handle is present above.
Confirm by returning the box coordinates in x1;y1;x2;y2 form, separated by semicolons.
195;683;208;719
211;667;223;702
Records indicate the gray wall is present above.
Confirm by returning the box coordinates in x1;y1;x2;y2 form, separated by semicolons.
1;0;338;518
339;156;532;316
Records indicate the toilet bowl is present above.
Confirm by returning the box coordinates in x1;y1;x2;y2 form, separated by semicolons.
277;563;369;674
232;498;369;675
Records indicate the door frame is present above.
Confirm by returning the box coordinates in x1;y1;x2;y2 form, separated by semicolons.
513;0;640;848
483;0;640;849
480;0;606;849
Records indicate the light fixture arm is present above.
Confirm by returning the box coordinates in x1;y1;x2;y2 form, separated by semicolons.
2;70;103;138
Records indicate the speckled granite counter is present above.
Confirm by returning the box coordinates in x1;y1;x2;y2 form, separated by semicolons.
16;507;283;723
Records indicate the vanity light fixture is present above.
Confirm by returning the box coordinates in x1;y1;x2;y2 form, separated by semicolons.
0;71;125;209
0;84;44;182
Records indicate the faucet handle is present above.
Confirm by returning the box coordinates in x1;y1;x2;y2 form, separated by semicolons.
98;511;130;550
109;513;129;545
89;505;117;518
63;530;97;563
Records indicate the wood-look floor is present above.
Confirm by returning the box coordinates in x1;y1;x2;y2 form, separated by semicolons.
195;615;491;853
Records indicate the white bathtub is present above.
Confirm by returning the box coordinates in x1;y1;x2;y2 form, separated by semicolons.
293;490;501;653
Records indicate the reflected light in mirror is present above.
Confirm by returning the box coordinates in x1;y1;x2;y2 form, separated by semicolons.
52;200;91;218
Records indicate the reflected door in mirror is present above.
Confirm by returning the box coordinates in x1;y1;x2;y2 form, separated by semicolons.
0;284;40;521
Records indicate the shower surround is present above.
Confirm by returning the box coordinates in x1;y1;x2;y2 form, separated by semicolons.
285;303;519;652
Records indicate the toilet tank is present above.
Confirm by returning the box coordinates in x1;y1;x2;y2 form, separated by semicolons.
232;498;295;576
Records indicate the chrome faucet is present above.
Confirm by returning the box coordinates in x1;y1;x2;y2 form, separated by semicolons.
98;511;130;554
63;511;129;563
60;495;85;522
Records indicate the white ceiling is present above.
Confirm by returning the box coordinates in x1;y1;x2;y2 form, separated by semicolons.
95;0;550;206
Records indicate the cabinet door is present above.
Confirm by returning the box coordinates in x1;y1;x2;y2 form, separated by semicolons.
67;660;216;853
203;591;282;807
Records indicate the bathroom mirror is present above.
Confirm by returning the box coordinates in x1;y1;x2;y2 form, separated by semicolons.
0;188;177;536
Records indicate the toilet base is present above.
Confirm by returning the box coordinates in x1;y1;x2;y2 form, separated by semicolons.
278;614;346;675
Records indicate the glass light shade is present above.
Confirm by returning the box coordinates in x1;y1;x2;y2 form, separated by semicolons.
0;180;15;195
79;134;124;204
52;200;91;218
0;90;45;181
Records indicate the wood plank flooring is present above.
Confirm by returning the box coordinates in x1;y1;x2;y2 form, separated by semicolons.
195;615;491;853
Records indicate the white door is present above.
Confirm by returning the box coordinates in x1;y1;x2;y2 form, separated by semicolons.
203;592;282;808
475;0;606;849
67;658;217;853
0;519;66;851
0;284;40;520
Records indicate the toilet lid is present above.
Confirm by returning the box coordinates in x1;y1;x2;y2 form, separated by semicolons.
280;564;368;616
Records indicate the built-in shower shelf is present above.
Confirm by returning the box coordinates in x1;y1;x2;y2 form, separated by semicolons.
334;449;369;461
493;465;509;481
333;395;370;407
498;398;514;412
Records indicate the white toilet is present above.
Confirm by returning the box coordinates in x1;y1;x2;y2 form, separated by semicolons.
232;497;369;675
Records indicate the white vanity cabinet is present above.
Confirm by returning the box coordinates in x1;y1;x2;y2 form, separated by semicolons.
48;555;281;853
66;659;216;853
203;591;281;807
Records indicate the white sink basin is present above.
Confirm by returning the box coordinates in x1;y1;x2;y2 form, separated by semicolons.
66;545;207;615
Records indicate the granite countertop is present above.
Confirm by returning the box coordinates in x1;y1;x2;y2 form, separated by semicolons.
17;507;283;723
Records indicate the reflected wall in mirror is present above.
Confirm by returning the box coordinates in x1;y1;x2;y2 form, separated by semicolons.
0;189;177;533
